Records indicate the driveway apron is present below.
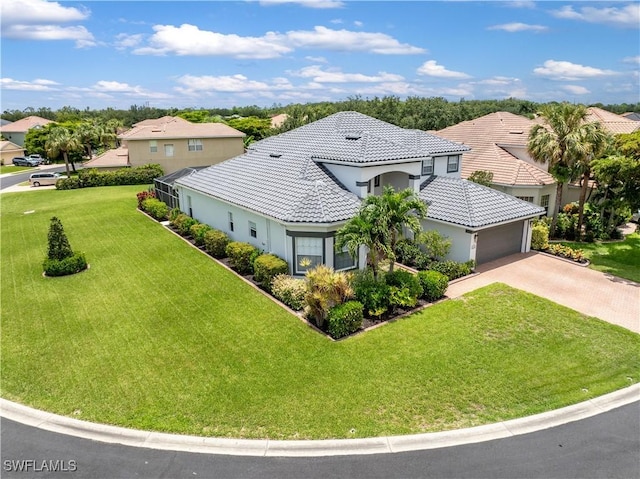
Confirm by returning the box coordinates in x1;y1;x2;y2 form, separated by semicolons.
446;251;640;334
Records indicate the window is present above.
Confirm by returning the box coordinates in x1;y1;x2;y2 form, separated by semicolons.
367;180;372;194
249;221;257;238
149;140;157;153
228;212;234;232
422;158;434;176
295;237;323;274
447;155;459;173
374;175;380;187
516;196;535;203
540;194;550;211
187;195;192;217
334;246;356;271
164;144;174;157
188;139;203;152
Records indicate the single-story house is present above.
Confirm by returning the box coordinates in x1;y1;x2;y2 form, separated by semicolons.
82;145;130;170
118;116;246;174
175;112;544;274
0;116;53;147
0;140;25;165
585;107;640;134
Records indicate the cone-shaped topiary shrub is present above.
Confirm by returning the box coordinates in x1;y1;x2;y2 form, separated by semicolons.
43;216;87;277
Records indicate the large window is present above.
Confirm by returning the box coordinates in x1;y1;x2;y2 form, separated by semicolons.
164;144;174;157
516;196;535;203
295;237;323;274
249;221;257;238
540;194;550;211
334;246;356;271
422;158;434;176
149;140;157;153
188;139;203;152
447;155;459;173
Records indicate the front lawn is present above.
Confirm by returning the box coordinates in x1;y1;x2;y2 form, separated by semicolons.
1;187;639;439
561;232;640;283
0;165;33;174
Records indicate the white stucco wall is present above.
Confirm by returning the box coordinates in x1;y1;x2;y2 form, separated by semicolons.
422;220;475;263
493;184;556;216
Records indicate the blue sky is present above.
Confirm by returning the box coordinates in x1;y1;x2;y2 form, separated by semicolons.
1;0;638;111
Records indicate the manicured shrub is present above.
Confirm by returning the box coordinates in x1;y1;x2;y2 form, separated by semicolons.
304;265;354;328
203;229;230;258
352;270;390;319
55;177;82;190
136;190;156;209
271;274;306;311
394;239;423;266
43;216;87;277
253;254;289;291
326;301;364;339
169;207;181;222
226;241;258;275
43;253;87;277
531;222;549;250
417;230;452;262
57;165;164;190
417;270;449;302
547;244;586;263
384;269;423;301
142;198;169;221
190;223;211;247
172;213;198;237
428;260;472;281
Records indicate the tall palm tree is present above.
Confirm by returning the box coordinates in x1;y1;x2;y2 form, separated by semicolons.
528;103;600;237
75;121;98;160
46;126;81;176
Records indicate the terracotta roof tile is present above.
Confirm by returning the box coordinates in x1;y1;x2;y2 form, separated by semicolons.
0;116;53;133
120;116;245;140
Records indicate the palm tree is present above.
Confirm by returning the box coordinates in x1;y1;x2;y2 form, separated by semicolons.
528;103;601;237
46;126;81;176
75;121;98;160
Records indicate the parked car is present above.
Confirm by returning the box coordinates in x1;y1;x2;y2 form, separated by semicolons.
12;157;40;167
28;154;48;165
631;209;640;223
29;172;67;187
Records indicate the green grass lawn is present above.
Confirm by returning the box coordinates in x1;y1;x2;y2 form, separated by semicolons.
0;165;34;174
562;232;640;283
1;186;639;440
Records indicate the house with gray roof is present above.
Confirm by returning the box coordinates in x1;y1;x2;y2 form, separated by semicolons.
175;112;543;273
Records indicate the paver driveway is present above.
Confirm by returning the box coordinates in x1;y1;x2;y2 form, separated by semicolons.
446;251;640;334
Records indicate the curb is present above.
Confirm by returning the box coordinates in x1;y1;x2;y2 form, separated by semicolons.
2;384;638;457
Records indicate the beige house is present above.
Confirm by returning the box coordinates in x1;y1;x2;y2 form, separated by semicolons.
437;112;559;215
584;107;640;135
0;140;25;165
0;116;53;147
118;116;245;174
82;145;130;171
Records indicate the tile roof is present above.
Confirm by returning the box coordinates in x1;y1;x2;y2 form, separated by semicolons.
177;111;532;227
420;176;544;228
585;107;640;135
0;140;24;152
156;167;207;185
119;116;245;140
0;116;53;133
82;146;129;168
437;112;555;186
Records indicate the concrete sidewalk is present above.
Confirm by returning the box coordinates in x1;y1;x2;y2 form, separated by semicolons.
447;251;640;333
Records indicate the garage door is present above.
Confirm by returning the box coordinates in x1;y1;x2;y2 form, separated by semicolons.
476;221;524;264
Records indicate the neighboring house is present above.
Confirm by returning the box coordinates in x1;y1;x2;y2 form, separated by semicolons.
622;112;640;122
175;112;543;274
118;116;245;174
82;146;130;170
437;112;558;215
585;107;640;134
0;116;53;147
0;140;25;165
270;113;288;128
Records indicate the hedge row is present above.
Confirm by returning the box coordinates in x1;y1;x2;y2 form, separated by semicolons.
57;164;164;190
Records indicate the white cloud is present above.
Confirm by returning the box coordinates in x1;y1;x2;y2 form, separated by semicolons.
174;74;293;95
623;56;640;64
285;26;425;54
506;1;536;8
0;0;88;25
259;0;345;8
305;56;328;63
533;60;617;80
330;18;343;24
2;24;95;47
0;77;60;91
417;60;471;79
487;22;548;32
354;20;363;27
562;85;590;95
551;4;640;29
475;76;520;86
114;33;143;50
87;80;171;99
291;65;404;83
132;24;292;59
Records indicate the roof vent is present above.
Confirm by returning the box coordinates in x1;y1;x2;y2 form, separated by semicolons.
509;130;524;134
345;134;361;140
151;128;162;133
269;153;282;158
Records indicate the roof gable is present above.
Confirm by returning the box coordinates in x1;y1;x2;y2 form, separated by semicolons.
120;116;245;140
0;116;53;133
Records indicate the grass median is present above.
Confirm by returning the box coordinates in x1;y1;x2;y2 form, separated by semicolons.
1;186;638;439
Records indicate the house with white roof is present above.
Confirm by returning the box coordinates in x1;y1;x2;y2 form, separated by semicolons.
175;112;543;274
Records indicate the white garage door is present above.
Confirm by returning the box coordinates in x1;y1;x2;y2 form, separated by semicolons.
476;222;523;264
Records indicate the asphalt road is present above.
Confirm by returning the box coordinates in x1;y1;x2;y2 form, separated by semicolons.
0;165;69;189
1;402;638;479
